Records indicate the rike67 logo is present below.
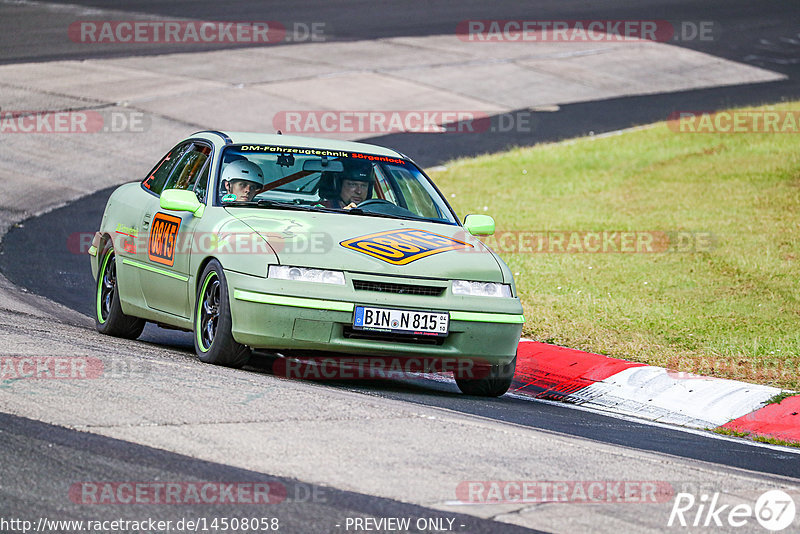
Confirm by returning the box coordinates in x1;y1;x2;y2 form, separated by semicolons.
669;489;796;531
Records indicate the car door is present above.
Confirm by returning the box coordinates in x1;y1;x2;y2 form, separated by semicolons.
139;141;213;318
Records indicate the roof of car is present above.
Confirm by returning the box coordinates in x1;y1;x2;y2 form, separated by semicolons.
196;131;405;158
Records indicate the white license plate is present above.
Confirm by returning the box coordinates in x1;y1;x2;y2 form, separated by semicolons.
353;306;449;336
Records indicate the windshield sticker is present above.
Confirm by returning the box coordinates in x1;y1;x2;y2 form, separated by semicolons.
236;145;404;164
239;145;348;158
350;153;405;165
148;212;181;266
221;193;237;202
340;229;473;265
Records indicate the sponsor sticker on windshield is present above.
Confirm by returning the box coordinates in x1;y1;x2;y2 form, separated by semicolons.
340;229;473;265
148;212;181;266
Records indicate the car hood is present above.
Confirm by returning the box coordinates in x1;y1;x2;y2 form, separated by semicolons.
225;208;505;282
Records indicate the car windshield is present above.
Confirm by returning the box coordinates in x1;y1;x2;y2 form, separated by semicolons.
216;144;457;224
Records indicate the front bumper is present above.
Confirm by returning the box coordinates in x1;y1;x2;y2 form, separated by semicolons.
226;270;524;366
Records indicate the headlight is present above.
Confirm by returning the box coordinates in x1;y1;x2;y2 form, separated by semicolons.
268;265;345;285
452;280;512;297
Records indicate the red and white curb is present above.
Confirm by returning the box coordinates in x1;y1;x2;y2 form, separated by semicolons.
511;340;799;441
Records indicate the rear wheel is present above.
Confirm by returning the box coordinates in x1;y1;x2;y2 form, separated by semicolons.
95;242;145;339
455;354;516;397
194;260;250;368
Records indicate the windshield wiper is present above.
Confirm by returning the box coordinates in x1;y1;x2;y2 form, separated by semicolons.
344;208;423;222
242;200;433;221
220;199;317;211
256;199;311;210
256;199;342;213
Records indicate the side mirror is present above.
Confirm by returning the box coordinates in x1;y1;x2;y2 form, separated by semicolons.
160;189;205;218
464;214;495;236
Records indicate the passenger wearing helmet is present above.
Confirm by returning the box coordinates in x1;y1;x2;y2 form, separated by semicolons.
220;159;265;202
320;160;373;209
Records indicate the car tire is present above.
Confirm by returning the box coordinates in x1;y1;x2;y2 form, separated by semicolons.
454;354;516;397
194;260;251;368
95;242;146;339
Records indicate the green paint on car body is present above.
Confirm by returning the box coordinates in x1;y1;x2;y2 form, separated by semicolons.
449;310;525;324
122;258;190;282
94;131;524;367
234;289;355;312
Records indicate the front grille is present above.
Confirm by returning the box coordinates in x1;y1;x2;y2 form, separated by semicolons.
353;279;444;297
342;326;446;345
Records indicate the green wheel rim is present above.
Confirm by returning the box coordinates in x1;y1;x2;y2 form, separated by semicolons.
196;270;220;353
96;250;115;324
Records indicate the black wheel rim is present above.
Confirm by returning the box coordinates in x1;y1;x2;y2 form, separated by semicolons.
200;275;220;349
100;253;116;322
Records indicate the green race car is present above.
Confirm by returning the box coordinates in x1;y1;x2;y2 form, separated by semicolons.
89;131;524;396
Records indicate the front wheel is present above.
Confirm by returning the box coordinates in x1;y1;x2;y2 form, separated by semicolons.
194;260;250;368
95;242;145;339
455;354;516;397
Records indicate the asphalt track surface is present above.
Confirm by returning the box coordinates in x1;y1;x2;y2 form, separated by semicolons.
3;187;800;481
1;0;799;165
2;0;800;530
0;412;541;534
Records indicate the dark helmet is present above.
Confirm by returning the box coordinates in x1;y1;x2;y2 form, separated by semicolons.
319;159;373;200
342;159;372;183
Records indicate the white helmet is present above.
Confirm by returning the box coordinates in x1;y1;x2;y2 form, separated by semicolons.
222;159;265;186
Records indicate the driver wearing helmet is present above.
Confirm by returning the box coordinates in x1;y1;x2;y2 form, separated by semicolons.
220;159;265;202
321;160;373;209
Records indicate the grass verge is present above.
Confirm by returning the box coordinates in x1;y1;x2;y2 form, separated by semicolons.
712;427;800;448
430;102;800;389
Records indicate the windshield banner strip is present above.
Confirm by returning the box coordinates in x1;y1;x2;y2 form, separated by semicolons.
449;311;525;324
237;144;405;165
233;290;355;312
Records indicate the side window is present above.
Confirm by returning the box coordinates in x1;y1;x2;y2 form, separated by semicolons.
373;164;398;204
388;166;441;218
141;143;191;195
193;161;211;202
163;143;212;192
